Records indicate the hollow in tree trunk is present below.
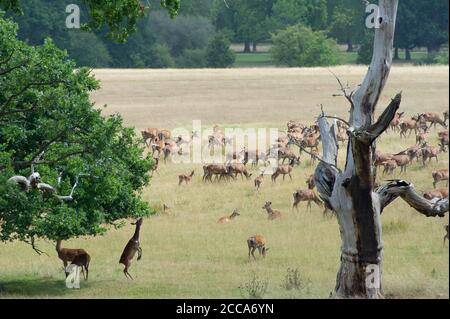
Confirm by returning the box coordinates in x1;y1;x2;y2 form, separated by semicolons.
312;0;448;299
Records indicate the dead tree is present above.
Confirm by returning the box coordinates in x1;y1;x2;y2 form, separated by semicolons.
313;0;448;299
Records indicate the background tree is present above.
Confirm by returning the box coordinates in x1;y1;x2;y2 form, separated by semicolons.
205;31;235;68
270;24;340;67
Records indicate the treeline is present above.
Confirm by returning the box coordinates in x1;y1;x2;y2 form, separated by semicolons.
4;0;449;68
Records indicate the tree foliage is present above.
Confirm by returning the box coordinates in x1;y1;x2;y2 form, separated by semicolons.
205;31;235;68
271;24;340;67
0;15;153;247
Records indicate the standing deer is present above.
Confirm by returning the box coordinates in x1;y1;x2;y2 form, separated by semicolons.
70;252;91;281
292;190;323;211
254;173;264;192
218;209;240;224
432;169;449;188
55;240;90;279
247;235;269;260
178;170;195;185
271;158;297;182
262;201;282;220
119;218;143;280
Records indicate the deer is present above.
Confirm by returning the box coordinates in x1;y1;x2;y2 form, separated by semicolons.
178;170;195;185
422;112;447;129
70;252;91;281
423;187;449;200
141;128;160;146
247;235;269;260
254;173;264;192
415;127;429;145
119;218;143;280
292;190;323;212
306;174;315;190
432;169;449;188
228;163;252;180
390;152;413;173
400;114;423;138
374;150;393;167
390;112;405;132
381;160;397;175
218;209;240;224
421;143;441;165
203;164;232;182
150;157;159;176
55;240;90;278
262;201;282;220
271;158;298;183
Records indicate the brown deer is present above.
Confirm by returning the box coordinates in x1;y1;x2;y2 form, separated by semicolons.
391;153;412;173
119;218;143;280
432;169;449;188
55;240;90;278
415;127;429;145
218;209;240;224
421;144;441;165
422;112;447;129
141;128;160;146
400;115;423;138
254;173;264;192
228;163;252;180
292;190;323;211
423;187;449;200
374;150;393;167
271;158;297;182
203;164;232;182
381;160;397;175
247;235;269;260
262;201;282;220
178;170;195;185
70;252;91;281
390;112;405;132
306;174;315;190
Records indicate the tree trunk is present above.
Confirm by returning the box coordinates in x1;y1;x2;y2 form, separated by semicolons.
313;0;448;299
405;48;411;61
243;41;251;53
394;47;399;60
347;38;353;53
252;42;257;53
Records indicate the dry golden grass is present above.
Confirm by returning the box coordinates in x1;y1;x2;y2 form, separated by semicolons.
0;66;448;299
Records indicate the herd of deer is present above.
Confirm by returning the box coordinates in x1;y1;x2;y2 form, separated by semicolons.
53;110;449;281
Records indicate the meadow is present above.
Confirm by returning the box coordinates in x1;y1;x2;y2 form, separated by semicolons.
0;66;448;299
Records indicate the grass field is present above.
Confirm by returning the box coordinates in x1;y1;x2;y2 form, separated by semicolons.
0;66;448;299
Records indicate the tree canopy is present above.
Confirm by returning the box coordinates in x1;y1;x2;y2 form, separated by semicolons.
0;14;153;250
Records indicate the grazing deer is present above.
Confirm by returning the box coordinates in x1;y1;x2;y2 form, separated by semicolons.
203;164;232;182
432;169;449;188
444;225;449;245
55;240;89;278
262;201;282;220
254;173;264;192
119;218;143;280
178;170;195;185
228;163;252;180
218;209;240;224
374;150;393;167
381;160;397;175
400;114;423;138
292;190;322;211
423;188;449;200
391;153;412;173
422;112;447;129
421;144;441;166
247;235;269;260
271;158;297;182
70;252;91;281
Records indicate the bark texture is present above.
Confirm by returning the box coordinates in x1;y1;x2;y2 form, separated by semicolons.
313;0;448;299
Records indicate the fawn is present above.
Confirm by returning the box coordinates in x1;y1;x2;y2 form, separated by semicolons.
178;170;195;185
247;235;269;260
262;201;282;220
218;209;240;224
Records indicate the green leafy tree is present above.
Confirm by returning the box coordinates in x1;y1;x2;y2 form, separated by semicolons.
176;48;206;68
67;31;112;67
205;31;235;68
270;24;340;67
357;30;374;65
0;15;154;250
327;0;365;52
0;0;181;42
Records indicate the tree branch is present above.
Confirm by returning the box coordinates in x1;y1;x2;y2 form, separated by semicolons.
376;180;449;217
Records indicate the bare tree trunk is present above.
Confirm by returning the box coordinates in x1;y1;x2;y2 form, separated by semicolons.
313;0;446;299
243;41;251;53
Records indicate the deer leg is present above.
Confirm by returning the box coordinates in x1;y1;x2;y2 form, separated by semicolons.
289;173;292;181
137;247;142;261
251;247;257;260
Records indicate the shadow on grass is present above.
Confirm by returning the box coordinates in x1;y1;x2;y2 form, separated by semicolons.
0;277;69;297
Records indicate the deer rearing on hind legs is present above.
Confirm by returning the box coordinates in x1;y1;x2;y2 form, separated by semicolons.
119;218;143;280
